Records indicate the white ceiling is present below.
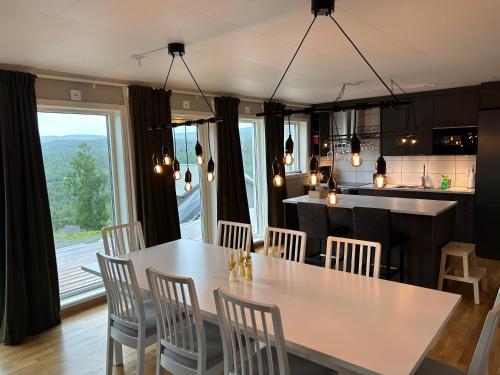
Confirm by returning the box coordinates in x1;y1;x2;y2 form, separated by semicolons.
1;0;500;104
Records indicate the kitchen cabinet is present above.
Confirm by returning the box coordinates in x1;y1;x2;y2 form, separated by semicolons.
358;188;475;243
480;81;500;110
380;104;408;156
475;110;500;259
433;87;480;127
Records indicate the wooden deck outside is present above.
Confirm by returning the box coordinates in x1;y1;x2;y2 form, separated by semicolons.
56;219;202;299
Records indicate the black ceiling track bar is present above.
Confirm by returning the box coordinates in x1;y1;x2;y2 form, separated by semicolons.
256;99;411;118
329;14;399;104
148;117;222;131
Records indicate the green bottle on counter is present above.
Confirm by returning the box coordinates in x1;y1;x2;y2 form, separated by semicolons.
441;175;449;190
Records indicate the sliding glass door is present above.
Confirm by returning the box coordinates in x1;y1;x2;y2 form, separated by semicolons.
38;111;114;300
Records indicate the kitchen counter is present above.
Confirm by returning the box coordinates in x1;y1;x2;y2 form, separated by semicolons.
359;184;475;195
283;194;457;216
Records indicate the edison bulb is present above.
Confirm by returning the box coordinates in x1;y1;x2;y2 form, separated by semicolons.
273;174;284;187
309;173;318;186
351;153;363;167
375;174;386;188
184;182;192;192
327;191;338;206
207;171;214;182
174;170;181;180
284;153;294;166
197;155;203;165
163;155;172;166
154;164;163;174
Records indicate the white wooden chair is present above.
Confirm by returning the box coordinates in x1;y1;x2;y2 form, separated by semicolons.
146;268;224;375
97;253;156;375
216;220;252;253
102;221;146;256
325;236;382;278
415;287;500;375
263;227;307;263
213;288;334;375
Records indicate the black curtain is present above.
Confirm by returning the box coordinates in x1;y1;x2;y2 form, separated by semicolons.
0;69;61;345
128;85;180;247
264;101;287;228
215;96;251;226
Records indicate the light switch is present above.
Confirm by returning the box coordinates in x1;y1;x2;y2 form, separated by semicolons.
182;100;190;109
244;106;251;114
70;89;82;101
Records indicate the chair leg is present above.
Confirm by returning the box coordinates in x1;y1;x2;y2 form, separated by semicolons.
114;342;123;365
437;253;447;291
106;333;114;375
473;281;480;305
137;340;146;375
399;243;405;283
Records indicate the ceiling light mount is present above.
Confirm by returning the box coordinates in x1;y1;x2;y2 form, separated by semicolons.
311;0;335;16
168;43;185;57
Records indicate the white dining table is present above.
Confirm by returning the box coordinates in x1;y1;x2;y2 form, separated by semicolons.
83;239;461;375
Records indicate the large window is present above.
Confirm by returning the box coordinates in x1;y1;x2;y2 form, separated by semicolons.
38;111;114;300
173;125;202;241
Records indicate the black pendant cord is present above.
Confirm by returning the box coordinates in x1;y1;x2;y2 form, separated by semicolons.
163;55;175;90
173;128;177;156
184;125;189;165
180;55;216;117
196;124;199;142
207;122;212;157
329;15;399;104
268;15;318;103
287;115;292;136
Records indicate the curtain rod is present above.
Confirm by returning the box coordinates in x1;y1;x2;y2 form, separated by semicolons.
37;73;307;108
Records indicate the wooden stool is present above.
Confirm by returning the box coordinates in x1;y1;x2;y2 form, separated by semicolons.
438;242;487;304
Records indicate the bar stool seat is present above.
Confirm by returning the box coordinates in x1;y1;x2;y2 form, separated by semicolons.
438;242;487;304
352;207;407;282
297;202;347;266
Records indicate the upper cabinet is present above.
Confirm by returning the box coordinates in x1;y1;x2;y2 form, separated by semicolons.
480;82;500;110
433;87;480;127
380;94;433;156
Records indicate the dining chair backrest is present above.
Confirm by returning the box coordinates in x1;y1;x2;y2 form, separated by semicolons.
213;287;290;375
146;268;206;371
97;253;145;331
352;207;391;250
297;202;329;240
467;288;500;375
325;236;382;278
217;220;252;252
263;226;307;263
102;221;146;257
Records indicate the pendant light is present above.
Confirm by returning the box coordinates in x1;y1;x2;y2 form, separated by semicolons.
206;122;215;182
283;115;294;166
152;154;163;174
374;154;387;188
351;109;363;168
195;124;204;165
172;130;181;180
272;156;284;187
308;154;319;187
183;126;192;192
327;165;338;206
162;144;172;166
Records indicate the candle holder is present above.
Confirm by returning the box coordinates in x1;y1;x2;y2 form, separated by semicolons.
228;252;237;282
237;249;246;279
245;255;253;281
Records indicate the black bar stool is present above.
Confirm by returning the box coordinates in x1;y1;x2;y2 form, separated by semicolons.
352;207;406;282
297;202;347;266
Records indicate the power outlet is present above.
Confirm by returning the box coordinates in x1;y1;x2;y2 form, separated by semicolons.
182;100;190;110
70;89;82;101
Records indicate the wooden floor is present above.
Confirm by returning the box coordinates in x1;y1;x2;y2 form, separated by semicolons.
0;258;499;375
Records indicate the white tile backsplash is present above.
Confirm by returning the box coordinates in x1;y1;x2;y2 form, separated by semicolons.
334;154;476;187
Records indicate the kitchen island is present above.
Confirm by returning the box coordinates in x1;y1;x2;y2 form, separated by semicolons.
283;194;458;289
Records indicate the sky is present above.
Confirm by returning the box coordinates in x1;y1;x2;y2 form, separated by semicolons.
37;112;108;136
